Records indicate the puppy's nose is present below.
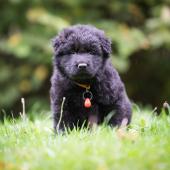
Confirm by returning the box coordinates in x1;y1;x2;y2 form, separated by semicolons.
78;63;87;69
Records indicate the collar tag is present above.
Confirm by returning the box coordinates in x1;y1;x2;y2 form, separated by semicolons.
84;98;91;108
74;81;92;108
83;90;93;108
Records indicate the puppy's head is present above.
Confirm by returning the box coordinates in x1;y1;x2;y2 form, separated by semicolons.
52;25;111;82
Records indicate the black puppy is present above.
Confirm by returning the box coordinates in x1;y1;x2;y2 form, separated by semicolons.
50;25;132;131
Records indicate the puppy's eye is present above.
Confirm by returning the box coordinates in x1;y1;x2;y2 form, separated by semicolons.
58;51;65;56
89;51;95;55
58;50;75;56
89;50;100;56
66;49;76;55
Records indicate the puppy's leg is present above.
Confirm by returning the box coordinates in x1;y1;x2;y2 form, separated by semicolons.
109;93;132;127
88;105;99;128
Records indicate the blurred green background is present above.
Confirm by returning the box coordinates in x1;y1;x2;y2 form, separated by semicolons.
0;0;170;117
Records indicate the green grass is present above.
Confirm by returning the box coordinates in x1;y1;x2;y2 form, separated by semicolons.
1;107;170;170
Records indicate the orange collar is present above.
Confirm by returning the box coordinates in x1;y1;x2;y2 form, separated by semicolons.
74;82;90;90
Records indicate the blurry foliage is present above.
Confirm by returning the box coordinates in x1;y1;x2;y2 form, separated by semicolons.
123;47;170;111
0;0;170;115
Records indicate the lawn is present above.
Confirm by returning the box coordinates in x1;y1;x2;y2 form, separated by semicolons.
0;107;170;170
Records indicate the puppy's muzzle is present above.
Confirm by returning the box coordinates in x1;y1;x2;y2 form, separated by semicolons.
78;63;87;69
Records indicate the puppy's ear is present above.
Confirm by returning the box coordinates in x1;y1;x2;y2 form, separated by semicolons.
52;28;72;55
51;35;61;54
98;34;112;58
